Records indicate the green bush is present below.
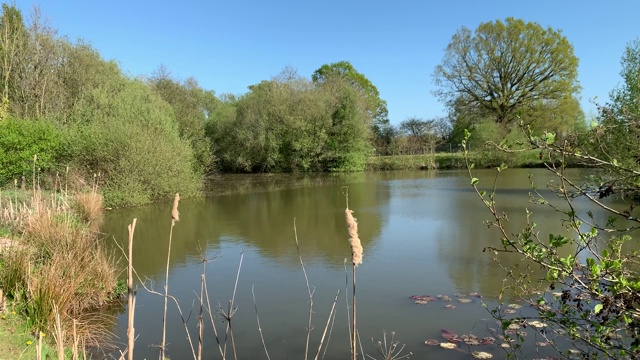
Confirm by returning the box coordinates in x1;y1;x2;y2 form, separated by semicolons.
67;79;201;207
0;118;67;186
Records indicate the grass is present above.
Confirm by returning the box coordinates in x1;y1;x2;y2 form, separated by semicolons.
0;185;122;356
0;300;57;360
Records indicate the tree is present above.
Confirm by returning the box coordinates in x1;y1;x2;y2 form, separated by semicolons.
0;3;26;111
589;38;640;170
148;66;216;173
312;61;389;137
433;17;580;127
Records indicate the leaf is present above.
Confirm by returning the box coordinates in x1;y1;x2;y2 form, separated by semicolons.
594;304;603;314
471;177;479;185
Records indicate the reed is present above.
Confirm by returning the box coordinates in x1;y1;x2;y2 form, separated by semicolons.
0;183;119;355
344;187;363;360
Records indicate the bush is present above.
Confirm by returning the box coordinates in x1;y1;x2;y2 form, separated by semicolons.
67;79;201;207
0;118;67;186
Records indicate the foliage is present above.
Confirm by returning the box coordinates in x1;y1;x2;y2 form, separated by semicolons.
208;68;372;173
463;119;640;357
434;17;580;127
322;82;372;171
66;78;201;207
148;66;217;174
312;61;389;152
0;3;26;102
460;43;640;358
0;117;66;185
586;38;640;171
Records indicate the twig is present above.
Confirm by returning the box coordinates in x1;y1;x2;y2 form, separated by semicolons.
313;290;340;360
294;218;315;360
252;285;271;360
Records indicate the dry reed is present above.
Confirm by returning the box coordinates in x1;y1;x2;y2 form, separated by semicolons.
126;218;137;360
161;193;180;359
343;186;363;360
345;209;363;267
73;192;104;230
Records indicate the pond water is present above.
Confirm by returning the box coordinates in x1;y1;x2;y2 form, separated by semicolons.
98;168;623;359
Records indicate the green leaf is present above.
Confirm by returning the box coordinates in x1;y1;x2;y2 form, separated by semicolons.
471;177;479;185
594;304;603;314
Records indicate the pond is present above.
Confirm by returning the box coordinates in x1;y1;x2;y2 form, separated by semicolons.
98;168;617;359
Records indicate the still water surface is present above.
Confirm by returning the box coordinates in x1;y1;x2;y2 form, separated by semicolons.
99;168;613;359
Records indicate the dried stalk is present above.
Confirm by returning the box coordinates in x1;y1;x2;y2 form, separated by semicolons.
294;218;314;360
161;194;180;359
313;290;341;360
198;272;204;360
127;218;137;360
252;285;271;360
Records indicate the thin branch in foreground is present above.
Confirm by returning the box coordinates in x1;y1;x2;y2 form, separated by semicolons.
252;285;271;360
294;218;315;360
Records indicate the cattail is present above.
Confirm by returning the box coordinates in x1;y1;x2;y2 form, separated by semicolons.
171;193;180;221
345;208;363;266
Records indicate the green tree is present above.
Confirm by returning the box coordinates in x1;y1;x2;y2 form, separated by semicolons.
434;17;580;127
149;66;216;173
0;3;26;106
321;79;372;171
589;38;640;170
312;61;389;141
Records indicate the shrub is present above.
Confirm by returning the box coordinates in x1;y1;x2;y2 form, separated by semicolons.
0;118;67;186
67;79;201;207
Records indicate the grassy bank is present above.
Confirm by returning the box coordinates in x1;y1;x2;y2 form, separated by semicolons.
365;150;570;171
0;187;123;358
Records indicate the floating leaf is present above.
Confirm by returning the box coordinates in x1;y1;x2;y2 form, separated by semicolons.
527;320;547;328
480;337;495;345
444;304;456;309
472;351;493;359
507;303;522;309
458;298;472;303
503;309;517;314
440;342;457;349
424;339;440;346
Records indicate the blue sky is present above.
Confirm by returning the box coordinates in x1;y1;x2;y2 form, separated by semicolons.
14;0;640;125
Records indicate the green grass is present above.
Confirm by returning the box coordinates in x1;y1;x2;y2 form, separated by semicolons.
0;301;51;360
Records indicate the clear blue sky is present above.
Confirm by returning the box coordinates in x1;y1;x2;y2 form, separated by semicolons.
14;0;640;124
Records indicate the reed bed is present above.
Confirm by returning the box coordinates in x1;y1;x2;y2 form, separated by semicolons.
0;168;121;358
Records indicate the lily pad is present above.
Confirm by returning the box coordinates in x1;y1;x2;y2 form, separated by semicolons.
444;304;456;309
472;351;493;359
507;303;522;309
440;342;457;349
503;309;517;314
424;339;440;346
527;320;547;328
458;298;472;303
480;337;495;345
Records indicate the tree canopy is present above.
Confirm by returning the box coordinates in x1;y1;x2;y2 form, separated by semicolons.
433;17;580;127
312;61;389;130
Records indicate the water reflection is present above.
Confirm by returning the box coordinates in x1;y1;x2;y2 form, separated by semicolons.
102;172;390;276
